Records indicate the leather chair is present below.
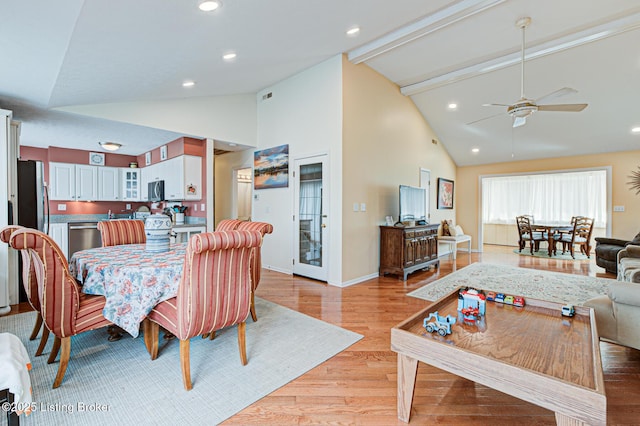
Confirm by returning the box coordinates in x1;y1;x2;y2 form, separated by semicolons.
0;225;50;356
97;219;146;247
236;221;274;321
595;232;640;274
584;282;640;351
143;230;263;390
9;228;112;388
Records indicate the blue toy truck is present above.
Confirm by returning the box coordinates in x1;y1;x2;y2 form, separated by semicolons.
423;311;456;336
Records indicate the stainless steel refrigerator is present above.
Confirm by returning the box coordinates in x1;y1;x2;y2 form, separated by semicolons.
16;160;49;302
17;160;49;232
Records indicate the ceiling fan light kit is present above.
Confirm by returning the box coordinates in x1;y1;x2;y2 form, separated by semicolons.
468;17;588;128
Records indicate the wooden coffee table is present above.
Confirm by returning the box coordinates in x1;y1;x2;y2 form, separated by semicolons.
391;288;606;425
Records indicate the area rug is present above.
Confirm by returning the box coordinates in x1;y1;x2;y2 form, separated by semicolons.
0;298;362;426
407;262;612;305
513;248;589;260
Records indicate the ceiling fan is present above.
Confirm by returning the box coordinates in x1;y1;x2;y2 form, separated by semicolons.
469;17;588;128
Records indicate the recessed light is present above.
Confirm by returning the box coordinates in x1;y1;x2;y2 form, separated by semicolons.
471;148;480;153
223;52;237;61
448;103;457;110
632;127;640;133
198;0;221;12
228;143;237;147
346;27;360;36
182;81;195;87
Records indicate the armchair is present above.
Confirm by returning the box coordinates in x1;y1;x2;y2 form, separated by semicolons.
9;228;112;388
595;231;640;274
584;282;640;351
143;230;263;390
97;219;146;247
616;245;640;283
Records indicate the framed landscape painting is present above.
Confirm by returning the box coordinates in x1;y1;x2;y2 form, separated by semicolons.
254;144;289;189
437;178;454;209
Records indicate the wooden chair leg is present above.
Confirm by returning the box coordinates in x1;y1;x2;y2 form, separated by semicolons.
250;292;257;322
29;313;43;340
237;322;247;365
35;326;50;357
48;336;61;364
180;339;192;391
143;319;159;360
52;337;71;388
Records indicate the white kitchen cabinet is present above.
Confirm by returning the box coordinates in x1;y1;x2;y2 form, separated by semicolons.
121;168;141;201
49;223;68;259
75;165;99;201
164;155;202;201
49;162;76;200
98;167;120;201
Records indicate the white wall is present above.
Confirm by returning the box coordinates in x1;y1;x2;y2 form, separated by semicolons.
57;94;258;147
254;55;343;284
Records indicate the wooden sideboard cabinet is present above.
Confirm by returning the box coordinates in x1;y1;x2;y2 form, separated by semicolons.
379;224;439;280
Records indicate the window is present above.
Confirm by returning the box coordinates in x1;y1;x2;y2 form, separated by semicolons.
481;169;607;228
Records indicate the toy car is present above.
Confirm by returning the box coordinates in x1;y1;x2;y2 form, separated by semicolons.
504;295;514;305
494;293;505;303
486;291;496;301
461;307;479;322
513;296;525;307
424;311;456;336
562;304;575;317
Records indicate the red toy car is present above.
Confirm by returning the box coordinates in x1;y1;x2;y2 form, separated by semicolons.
513;296;525;307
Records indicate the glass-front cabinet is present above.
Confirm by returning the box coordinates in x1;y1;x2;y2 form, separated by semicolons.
121;168;141;201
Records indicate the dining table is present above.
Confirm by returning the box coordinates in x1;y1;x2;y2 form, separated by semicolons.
68;243;187;337
532;223;574;257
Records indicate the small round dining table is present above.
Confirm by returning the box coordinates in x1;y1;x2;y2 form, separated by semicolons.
532;224;574;256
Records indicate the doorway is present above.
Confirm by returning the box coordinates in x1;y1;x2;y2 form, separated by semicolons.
233;167;252;220
293;154;328;281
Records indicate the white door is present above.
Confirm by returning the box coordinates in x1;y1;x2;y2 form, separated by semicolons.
293;155;328;281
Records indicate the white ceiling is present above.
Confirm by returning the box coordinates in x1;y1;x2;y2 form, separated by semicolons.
2;0;640;165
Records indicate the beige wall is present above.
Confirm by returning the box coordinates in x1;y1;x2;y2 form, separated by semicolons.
457;150;640;250
341;57;457;282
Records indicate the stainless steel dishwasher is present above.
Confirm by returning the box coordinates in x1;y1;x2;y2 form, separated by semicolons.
68;221;102;258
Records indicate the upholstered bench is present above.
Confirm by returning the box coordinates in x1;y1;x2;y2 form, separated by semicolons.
438;223;472;260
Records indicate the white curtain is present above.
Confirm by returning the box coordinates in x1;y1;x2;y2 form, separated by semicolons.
482;170;607;228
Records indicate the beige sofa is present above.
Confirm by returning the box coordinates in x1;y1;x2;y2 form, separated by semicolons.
617;245;640;283
584;282;640;351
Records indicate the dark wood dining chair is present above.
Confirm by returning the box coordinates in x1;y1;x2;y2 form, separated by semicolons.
9;228;113;388
516;215;546;254
0;225;50;356
143;230;263;390
556;216;595;258
97;219;146;247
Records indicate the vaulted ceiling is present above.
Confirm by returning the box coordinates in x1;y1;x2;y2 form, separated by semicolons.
2;0;639;165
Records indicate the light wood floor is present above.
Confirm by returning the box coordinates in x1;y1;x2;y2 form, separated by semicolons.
225;245;640;425
6;246;639;424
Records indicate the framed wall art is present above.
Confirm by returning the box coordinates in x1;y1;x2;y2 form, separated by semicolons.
145;151;152;166
89;152;105;166
160;145;168;161
253;144;289;189
437;178;454;209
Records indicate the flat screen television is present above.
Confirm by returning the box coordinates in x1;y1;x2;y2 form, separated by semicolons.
399;185;427;224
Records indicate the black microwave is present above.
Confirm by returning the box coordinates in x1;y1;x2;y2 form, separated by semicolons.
148;180;165;201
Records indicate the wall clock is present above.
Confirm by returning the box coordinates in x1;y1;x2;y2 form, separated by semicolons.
89;152;105;166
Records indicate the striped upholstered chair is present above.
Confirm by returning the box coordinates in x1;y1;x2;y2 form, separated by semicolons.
143;230;262;390
236;221;273;321
9;228;112;388
215;218;242;231
0;225;50;356
97;219;146;247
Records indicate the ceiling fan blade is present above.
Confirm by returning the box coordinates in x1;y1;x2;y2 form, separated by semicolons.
537;103;588;112
466;112;504;126
535;87;578;104
512;116;527;128
482;103;510;107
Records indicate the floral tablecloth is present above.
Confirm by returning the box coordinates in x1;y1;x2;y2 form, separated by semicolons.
69;243;187;337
